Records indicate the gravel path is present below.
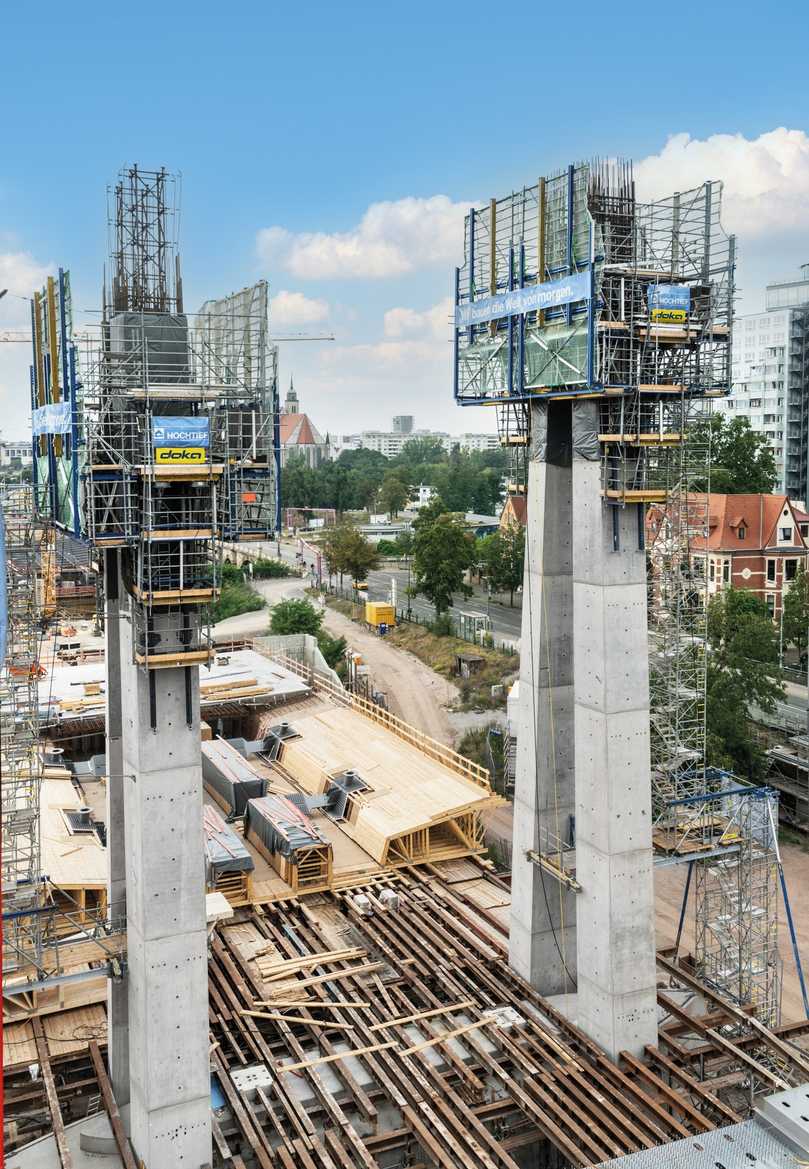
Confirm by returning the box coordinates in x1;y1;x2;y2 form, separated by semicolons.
321;606;460;745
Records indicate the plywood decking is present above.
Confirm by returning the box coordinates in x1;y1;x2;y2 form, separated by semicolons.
276;702;496;864
41;776;106;890
3;1004;107;1070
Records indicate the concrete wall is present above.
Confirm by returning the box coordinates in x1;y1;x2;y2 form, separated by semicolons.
257;632;342;689
509;400;657;1059
509;404;577;994
103;553;130;1106
572;447;658;1059
119;610;212;1168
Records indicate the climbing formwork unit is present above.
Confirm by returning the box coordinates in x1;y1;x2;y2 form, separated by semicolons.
76;164;278;1169
453;160;789;1050
453;160;786;1029
82;171;276;669
1;488;44;978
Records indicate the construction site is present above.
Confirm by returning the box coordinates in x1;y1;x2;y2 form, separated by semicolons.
3;159;809;1169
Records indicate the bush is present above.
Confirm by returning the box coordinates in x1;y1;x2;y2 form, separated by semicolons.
221;561;245;584
429;614;454;637
251;557;291;579
270;598;324;636
211;582;264;622
375;539;399;557
317;629;347;668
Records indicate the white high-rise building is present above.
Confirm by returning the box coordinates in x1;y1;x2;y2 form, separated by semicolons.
717;265;809;500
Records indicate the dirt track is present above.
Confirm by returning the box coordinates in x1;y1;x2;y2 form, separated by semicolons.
321;606;459;744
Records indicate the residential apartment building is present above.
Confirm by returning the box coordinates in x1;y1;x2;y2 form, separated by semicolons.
717;265;809;501
0;439;31;468
330;420;499;460
357;427;499;458
648;493;809;622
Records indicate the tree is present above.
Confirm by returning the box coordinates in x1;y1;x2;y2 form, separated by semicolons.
412;507;474;615
270;598;323;636
484;525;525;605
689;415;777;494
280;451;318;509
211;580;264;623
783;562;809;662
341;526;380;582
395;530;414;558
321;523;352;583
706;587;784;778
377;471;410;517
321;522;379;583
398;436;447;465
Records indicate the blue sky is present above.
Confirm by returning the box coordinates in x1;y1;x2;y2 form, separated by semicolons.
2;0;809;438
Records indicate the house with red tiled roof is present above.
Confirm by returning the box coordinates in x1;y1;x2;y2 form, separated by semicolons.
648;493;809;620
500;494;527;531
279;379;330;469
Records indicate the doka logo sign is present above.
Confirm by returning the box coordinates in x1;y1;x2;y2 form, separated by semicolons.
155;447;206;464
650;308;687;324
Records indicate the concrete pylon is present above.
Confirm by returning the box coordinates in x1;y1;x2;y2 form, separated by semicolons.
571;402;657;1059
120;609;211;1168
103;552;130;1105
509;402;577;995
510;399;657;1059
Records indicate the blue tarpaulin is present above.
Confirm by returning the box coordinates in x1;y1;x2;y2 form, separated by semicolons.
455;270;591;328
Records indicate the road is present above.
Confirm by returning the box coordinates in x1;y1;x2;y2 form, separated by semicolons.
231;537;524;645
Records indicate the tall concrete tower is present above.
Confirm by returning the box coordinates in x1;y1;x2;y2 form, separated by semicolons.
84;166;276;1166
452;162;734;1058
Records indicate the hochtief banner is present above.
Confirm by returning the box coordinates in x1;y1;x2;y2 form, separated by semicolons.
647;284;691;312
455;270;591;328
152;416;210;465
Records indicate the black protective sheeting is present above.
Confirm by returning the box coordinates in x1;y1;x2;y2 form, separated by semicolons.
203;803;254;882
245;794;326;860
202;738;266;816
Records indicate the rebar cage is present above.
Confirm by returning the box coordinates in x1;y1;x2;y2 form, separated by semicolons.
79;167;278;671
454;160;734;408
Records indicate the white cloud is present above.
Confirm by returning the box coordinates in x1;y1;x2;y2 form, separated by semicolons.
269;289;329;327
257;196;468;280
0;250;53;437
635;128;809;237
0;251;51;322
383;297;453;342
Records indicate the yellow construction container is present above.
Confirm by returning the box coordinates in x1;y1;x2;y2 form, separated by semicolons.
365;601;395;627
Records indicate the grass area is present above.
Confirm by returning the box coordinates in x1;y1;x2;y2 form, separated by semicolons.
323;595;355;618
384;622;517;710
211;581;265;622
